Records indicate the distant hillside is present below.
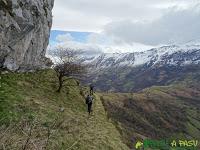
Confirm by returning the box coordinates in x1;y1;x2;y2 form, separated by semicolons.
0;70;129;150
83;44;200;92
100;76;200;149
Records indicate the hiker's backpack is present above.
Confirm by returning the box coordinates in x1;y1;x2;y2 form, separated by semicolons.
88;96;93;104
86;96;93;104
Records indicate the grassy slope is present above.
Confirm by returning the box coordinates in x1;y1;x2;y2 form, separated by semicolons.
100;82;200;149
0;70;129;150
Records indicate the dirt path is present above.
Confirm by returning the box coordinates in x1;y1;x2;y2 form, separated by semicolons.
74;94;130;150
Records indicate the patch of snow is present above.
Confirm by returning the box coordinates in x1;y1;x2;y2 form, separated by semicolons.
81;43;200;69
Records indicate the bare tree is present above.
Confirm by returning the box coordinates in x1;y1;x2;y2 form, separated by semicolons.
50;47;87;92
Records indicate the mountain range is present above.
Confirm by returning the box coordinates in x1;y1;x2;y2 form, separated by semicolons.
82;43;200;92
87;42;200;149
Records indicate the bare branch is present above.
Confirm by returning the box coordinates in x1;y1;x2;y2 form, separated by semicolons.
49;47;87;92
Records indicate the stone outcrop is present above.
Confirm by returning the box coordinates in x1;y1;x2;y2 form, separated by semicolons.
0;0;54;71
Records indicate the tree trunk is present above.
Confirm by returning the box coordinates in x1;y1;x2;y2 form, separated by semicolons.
57;74;63;93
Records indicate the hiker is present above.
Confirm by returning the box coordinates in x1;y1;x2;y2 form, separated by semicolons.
76;80;80;86
89;84;94;95
85;94;93;115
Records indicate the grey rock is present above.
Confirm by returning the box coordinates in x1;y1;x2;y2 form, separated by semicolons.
0;0;54;71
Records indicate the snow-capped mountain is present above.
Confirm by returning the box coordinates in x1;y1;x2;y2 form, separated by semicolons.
82;44;200;70
83;43;200;92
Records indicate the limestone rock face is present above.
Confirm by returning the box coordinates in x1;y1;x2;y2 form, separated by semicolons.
0;0;54;71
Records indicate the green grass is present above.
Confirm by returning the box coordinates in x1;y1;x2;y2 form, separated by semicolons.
0;69;129;150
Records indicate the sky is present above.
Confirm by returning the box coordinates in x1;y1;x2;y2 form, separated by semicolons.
50;0;200;54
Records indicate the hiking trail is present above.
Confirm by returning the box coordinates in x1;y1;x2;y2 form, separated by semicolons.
73;94;129;150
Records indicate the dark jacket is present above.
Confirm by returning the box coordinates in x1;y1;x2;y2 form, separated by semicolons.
85;95;93;104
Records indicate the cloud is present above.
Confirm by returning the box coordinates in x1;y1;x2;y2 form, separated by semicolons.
103;4;200;45
49;32;153;55
48;33;103;57
52;0;199;31
50;2;200;53
86;33;153;52
56;33;74;42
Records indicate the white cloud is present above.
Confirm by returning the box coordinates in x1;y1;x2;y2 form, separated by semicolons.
49;32;153;55
56;33;74;42
104;5;200;45
52;0;200;52
86;33;153;53
49;34;103;57
52;0;199;32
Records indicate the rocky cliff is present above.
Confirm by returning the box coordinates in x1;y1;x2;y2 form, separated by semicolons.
0;0;54;71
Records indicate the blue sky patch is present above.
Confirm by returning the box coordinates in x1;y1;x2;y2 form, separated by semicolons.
50;30;92;45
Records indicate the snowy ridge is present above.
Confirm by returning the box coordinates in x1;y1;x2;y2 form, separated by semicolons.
82;44;200;69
